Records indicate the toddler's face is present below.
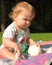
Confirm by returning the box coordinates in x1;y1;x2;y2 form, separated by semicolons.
14;9;35;29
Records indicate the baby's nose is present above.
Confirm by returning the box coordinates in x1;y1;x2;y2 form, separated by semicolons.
27;21;30;24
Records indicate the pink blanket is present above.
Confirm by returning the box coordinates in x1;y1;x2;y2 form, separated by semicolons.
0;41;52;65
15;53;52;65
15;41;52;65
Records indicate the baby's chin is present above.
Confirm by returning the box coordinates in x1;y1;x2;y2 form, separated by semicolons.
21;26;29;29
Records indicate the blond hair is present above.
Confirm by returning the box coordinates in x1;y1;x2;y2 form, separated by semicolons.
9;1;36;21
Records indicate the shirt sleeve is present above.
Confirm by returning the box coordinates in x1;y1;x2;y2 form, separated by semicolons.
3;24;15;40
3;29;14;40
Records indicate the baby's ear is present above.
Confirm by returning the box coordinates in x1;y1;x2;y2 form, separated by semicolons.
13;14;17;20
13;11;18;20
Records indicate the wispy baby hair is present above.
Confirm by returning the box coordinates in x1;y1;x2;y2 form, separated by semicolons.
9;1;36;21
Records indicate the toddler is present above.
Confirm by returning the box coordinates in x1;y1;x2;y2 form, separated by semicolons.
0;1;40;60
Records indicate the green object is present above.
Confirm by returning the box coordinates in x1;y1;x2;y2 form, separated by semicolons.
20;41;29;54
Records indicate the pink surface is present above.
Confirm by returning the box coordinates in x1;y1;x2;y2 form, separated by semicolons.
15;53;52;65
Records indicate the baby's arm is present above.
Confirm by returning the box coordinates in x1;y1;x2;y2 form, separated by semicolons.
27;38;40;47
2;37;21;57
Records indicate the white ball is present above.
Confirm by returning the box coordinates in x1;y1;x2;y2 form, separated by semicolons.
28;45;41;56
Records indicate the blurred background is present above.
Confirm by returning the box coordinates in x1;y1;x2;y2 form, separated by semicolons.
0;0;52;33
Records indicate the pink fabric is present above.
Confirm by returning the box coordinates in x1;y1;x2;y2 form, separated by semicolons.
39;41;52;45
15;53;52;65
15;41;52;65
0;41;52;65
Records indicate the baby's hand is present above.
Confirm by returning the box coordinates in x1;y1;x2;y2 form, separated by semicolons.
36;43;40;47
30;42;40;47
14;50;21;60
17;50;22;58
14;49;21;57
14;44;21;57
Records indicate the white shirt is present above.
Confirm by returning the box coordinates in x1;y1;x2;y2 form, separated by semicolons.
0;22;30;49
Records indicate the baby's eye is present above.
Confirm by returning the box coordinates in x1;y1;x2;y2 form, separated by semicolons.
24;19;28;21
